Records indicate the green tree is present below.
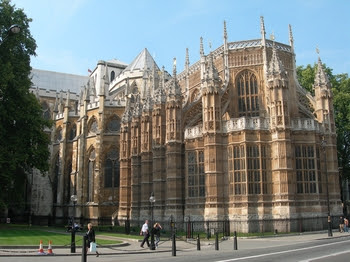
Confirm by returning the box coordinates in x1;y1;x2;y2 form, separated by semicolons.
297;63;350;180
0;0;51;212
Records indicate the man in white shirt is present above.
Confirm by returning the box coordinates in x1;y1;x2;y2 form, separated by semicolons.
140;220;150;248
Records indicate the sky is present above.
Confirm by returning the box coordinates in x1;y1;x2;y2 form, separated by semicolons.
11;0;350;77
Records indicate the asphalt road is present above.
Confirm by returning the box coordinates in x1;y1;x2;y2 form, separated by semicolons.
2;234;350;262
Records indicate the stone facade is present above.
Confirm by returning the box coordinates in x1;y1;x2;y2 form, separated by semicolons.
30;17;342;232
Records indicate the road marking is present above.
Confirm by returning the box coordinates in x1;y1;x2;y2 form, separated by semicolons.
298;250;350;262
215;239;350;262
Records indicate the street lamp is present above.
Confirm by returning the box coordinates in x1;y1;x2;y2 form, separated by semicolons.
321;138;333;237
70;194;78;253
0;24;21;45
149;192;155;250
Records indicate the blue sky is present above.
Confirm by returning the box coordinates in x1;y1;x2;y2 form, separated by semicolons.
12;0;350;76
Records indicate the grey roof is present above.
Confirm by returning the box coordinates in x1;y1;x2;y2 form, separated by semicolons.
107;59;128;66
30;69;89;94
228;39;291;52
124;48;159;72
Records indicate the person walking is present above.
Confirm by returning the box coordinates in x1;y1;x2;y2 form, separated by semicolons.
140;220;150;248
339;216;345;233
153;222;162;249
86;223;100;257
344;217;349;233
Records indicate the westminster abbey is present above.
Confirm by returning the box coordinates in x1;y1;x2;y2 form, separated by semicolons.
29;17;342;232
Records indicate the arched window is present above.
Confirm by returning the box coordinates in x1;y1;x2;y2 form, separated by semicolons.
104;149;120;188
41;102;51;120
110;71;115;82
69;124;77;140
237;70;259;117
88;118;98;135
107;116;120;132
87;149;96;202
187;150;205;198
55;127;62;143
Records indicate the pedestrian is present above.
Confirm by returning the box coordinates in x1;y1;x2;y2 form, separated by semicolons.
140;220;150;248
339;216;344;233
86;223;100;257
344;217;349;233
153;222;162;249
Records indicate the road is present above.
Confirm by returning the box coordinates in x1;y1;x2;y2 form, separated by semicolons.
2;234;350;262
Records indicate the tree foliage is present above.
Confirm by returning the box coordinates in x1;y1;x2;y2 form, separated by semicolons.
297;63;350;180
0;0;51;210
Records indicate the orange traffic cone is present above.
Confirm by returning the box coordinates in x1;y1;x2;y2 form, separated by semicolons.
47;240;53;255
38;240;45;255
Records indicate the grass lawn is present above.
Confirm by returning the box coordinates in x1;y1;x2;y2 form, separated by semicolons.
0;224;122;246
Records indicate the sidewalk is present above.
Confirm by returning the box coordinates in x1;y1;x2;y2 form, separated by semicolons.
1;230;350;257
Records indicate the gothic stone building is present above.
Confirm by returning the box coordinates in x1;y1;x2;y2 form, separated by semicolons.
31;17;342;233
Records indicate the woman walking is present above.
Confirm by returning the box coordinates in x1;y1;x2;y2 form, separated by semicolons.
86;223;100;257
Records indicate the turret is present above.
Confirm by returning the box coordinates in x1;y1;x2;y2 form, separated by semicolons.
201;51;222;133
267;39;289;128
314;54;334;133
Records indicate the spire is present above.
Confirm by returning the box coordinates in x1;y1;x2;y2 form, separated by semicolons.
185;48;189;72
200;37;204;57
223;20;228;52
168;58;181;99
207;52;219;81
314;51;330;88
223;20;227;41
267;41;288;88
289;24;294;52
268;41;285;76
202;51;221;93
173;57;177;78
260;16;266;45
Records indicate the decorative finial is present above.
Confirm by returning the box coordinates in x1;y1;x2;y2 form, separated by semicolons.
270;32;275;41
316;46;320;55
173;57;177;77
209;41;212;51
223;20;227;39
185;48;189;69
200;37;204;56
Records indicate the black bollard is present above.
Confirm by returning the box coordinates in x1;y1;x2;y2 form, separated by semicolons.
215;232;219;250
197;234;201;250
71;227;76;253
233;231;238;250
172;233;176;256
150;231;155;250
81;235;87;262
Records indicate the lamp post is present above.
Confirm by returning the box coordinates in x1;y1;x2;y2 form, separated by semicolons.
0;24;21;46
70;194;78;253
149;192;155;250
321;138;333;237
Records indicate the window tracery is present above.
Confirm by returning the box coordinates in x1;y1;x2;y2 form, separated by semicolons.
237;70;259;117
